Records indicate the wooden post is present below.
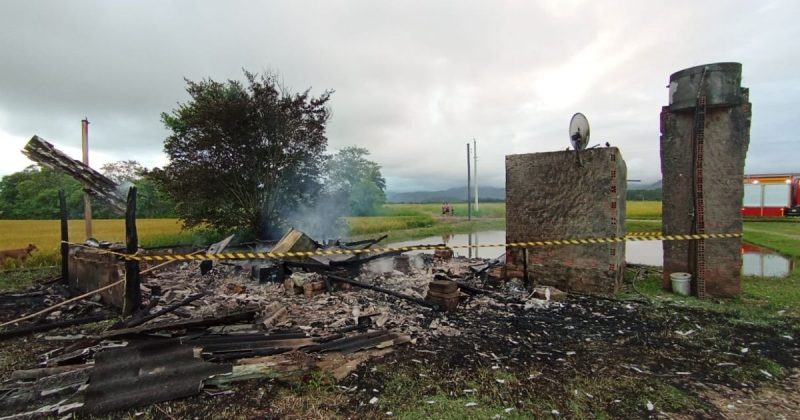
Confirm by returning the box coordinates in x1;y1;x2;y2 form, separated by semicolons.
59;190;69;284
81;118;93;240
123;187;141;315
522;248;530;289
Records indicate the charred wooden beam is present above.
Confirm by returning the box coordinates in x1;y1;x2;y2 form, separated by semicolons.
327;275;440;310
22;135;125;212
330;249;404;267
0;314;113;341
342;234;388;248
100;306;260;339
123;187;141;316
119;292;204;329
454;281;516;303
59;190;69;285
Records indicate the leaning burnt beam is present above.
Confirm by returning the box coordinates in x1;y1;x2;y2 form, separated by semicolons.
282;260;338;271
329;249;404;267
327;275;440;310
183;332;310;346
118;293;205;329
317;332;399;354
341;234;389;248
22;135;125;213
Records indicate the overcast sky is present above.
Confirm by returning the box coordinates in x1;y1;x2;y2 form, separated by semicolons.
0;0;797;192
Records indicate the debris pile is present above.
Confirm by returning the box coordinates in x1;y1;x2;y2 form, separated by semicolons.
1;229;544;417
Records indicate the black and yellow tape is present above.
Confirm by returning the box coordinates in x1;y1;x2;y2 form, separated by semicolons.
63;231;742;262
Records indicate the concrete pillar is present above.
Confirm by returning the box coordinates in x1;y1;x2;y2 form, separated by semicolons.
505;148;627;295
660;62;751;297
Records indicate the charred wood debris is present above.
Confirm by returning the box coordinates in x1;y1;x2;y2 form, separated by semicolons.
0;229;564;417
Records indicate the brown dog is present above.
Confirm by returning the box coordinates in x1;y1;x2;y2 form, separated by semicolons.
0;244;38;266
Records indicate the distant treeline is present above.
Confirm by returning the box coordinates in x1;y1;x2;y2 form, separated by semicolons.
626;188;662;201
0;165;175;219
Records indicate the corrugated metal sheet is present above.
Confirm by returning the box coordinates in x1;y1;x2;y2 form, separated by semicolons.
82;340;231;414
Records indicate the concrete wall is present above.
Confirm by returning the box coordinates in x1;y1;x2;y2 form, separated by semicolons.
505;148;627;295
660;88;751;297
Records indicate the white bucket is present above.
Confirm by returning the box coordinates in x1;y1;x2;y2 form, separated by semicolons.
670;272;692;296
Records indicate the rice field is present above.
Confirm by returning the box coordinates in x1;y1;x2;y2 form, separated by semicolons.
0;201;664;267
626;201;662;220
0;219;211;267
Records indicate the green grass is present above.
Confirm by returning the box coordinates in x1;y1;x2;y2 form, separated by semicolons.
345;215;435;236
561;375;703;418
375;363;702;419
626;219;662;233
628;266;800;322
743;221;800;257
378;366;529;419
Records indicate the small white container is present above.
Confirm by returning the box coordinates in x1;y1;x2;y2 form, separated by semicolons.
670;272;692;296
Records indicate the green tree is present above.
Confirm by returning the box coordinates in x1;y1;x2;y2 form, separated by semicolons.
100;161;175;218
327;146;386;216
158;71;333;238
0;165;84;219
100;160;145;185
136;169;176;218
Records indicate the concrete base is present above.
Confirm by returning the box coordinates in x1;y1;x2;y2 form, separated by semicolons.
505;148;627;295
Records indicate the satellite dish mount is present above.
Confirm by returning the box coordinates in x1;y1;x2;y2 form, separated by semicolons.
569;113;590;167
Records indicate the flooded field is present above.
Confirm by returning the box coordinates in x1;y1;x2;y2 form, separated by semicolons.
390;230;795;277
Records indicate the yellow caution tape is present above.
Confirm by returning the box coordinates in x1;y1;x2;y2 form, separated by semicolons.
62;231;742;262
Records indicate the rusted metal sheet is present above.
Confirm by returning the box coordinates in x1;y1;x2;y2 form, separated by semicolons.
22;135;125;213
82;341;231;414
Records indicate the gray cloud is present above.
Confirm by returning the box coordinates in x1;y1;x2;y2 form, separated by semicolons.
0;0;797;191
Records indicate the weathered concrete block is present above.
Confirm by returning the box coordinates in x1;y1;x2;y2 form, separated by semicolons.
68;246;125;310
660;64;750;298
505;148;627;295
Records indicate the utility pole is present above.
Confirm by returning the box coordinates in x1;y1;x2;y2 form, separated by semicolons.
467;142;472;221
473;138;479;211
81;118;93;240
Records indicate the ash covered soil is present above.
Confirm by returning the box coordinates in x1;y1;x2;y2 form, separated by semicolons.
340;295;800;418
2;256;800;419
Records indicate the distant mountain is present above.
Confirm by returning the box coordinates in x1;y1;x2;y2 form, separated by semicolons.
387;186;505;203
628;179;662;190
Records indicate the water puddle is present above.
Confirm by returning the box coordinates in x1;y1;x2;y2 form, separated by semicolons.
388;230;507;259
388;230;795;277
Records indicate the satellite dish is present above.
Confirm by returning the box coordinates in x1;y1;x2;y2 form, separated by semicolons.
569;113;590;151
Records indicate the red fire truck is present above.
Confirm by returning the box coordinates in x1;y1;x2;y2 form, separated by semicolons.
742;173;800;217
